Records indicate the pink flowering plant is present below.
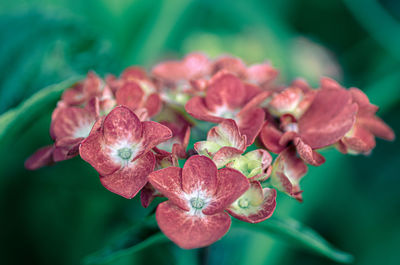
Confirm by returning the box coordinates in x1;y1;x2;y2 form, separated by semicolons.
24;53;394;262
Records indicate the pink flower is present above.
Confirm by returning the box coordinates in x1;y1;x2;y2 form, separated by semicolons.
152;53;212;83
140;183;163;208
226;149;272;182
154;108;192;159
61;72;111;107
152;53;212;105
261;78;358;166
50;98;99;161
270;147;308;202
212;56;279;88
25;98;100;169
110;67;162;117
25;145;55;170
227;181;276;223
194;119;247;168
140;151;179;208
148;155;250;249
337;88;395;154
79;106;172;199
267;79;316;119
185;72;268;145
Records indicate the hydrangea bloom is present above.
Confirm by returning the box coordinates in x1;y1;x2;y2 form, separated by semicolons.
25;52;395;249
148;155;249;248
270;146;308;202
337;87;395;154
109;67;162;117
261;78;358;166
227;181;276;223
195;119;247;168
212;56;278;88
79;106;172;198
185;71;268;145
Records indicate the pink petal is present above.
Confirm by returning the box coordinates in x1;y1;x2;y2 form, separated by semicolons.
86;97;100;117
268;87;304;115
349;88;374;110
336;140;348;154
213;147;244;168
348;88;394;141
359;116;395;141
141;121;173;155
249;167;272;182
144;93;162;117
172;143;188;159
279;131;298;147
271;147;308;202
291;78;312;93
50;106;97;141
205;73;246;111
227;182;276;223
246;149;273;181
260;120;286;154
181;155;218;197
100;151;155;199
156;201;231;249
61;83;85;105
185;96;225;123
148;167;189;211
246;63;279;85
342;125;376;153
243;84;263;103
181;52;211;79
103;106;142;145
105;74;119;93
212;57;247;78
237;107;265;146
152;53;210;82
133;108;149;121
25;145;54;170
153;150;179;169
79;130;121;176
53;137;83;161
84;71;104;96
140;183;163;208
299;88;358;149
121;66;149;81
203;167;249;215
207;119;247;151
294;137;325;166
115;82;144;110
320;77;342;90
239;90;270;115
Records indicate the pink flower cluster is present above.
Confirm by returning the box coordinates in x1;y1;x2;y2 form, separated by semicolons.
26;53;394;249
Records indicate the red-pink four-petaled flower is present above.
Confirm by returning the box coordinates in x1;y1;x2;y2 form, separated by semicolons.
79;106;172;199
149;155;249;249
185;71;269;145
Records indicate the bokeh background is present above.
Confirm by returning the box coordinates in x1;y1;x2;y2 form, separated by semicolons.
1;0;399;264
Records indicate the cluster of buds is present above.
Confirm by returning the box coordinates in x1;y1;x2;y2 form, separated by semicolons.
26;53;394;249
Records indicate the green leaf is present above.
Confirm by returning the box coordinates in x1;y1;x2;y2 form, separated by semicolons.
233;216;354;263
0;77;82;145
83;217;169;265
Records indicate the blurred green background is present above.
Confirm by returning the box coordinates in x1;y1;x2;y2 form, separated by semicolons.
0;0;399;264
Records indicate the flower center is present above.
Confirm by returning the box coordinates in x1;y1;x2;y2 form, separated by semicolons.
284;122;299;133
190;197;205;210
118;148;133;160
238;198;250;208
